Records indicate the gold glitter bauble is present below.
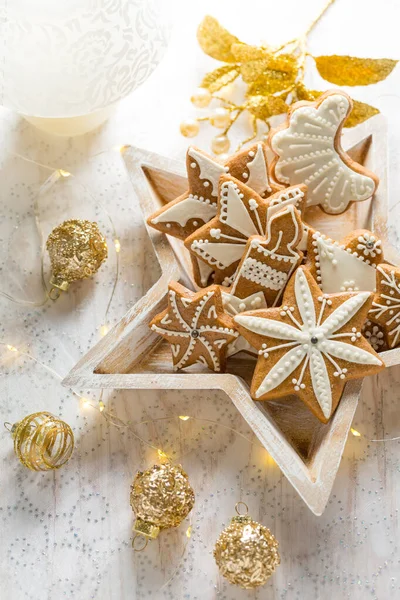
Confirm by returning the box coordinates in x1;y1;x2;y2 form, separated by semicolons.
130;463;195;542
11;412;74;471
214;504;280;589
46;219;108;291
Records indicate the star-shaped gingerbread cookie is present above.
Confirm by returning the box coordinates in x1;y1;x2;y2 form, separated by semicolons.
185;177;307;286
147;142;279;240
150;282;238;372
369;263;400;348
234;267;384;423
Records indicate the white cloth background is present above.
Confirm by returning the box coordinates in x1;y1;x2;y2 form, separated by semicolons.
0;1;399;599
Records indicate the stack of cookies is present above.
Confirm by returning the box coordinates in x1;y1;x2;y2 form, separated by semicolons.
147;90;397;424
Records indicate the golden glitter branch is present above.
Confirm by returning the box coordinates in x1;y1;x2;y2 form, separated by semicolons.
181;0;398;154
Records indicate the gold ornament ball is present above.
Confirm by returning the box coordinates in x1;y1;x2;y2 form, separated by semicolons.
212;134;230;155
210;107;231;129
46;219;108;291
191;87;212;108
214;515;280;589
11;412;74;471
180;118;200;138
130;463;195;536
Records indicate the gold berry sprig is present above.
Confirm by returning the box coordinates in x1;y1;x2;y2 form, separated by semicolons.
181;2;397;155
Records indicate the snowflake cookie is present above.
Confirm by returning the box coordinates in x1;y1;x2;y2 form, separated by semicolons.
234;267;384;423
147;142;278;241
306;228;383;294
269;90;379;214
185;176;307;286
150;282;238;372
369;264;400;348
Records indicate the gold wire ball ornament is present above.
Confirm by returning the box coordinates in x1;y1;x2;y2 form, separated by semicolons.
46;219;108;295
7;412;74;471
130;463;195;550
213;502;280;589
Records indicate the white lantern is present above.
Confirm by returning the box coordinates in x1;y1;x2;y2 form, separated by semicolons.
0;0;172;135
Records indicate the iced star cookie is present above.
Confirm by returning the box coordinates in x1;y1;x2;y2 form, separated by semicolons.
369;264;400;348
234;267;384;423
269;90;379;214
150;282;238;372
147;143;278;240
306;229;383;294
185;176;307;286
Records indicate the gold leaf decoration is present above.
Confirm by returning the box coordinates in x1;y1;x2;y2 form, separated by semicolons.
314;55;398;86
231;43;270;62
247;72;295;96
197;16;240;63
246;95;288;121
201;65;240;93
241;54;297;83
345;100;380;127
294;83;324;102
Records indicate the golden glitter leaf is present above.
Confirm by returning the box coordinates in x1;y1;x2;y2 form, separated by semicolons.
201;65;240;93
197;16;241;63
246;71;295;96
314;55;398;86
345;99;380;127
231;43;270;62
241;54;297;84
294;83;324;102
246;95;288;120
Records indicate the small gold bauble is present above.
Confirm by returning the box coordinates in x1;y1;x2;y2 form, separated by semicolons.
46;219;108;292
190;87;212;108
214;503;280;589
130;463;195;544
210;107;231;129
211;134;230;155
180;118;200;138
10;412;74;471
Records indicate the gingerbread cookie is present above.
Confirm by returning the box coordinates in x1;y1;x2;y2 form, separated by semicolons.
150;282;238;372
234;266;384;423
185;176;307;286
222;204;304;357
147;143;278;240
269;90;379;214
369;264;400;348
306;228;383;294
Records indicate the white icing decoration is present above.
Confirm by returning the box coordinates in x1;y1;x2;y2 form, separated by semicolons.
151;194;217;227
235;268;383;418
191;241;245;269
188;148;226;197
246;143;272;195
239;258;288;290
195;258;214;286
270;93;376;214
222;290;267;357
214;339;228;349
207;305;217;319
220;180;259;237
309;348;332;418
370;266;400;347
160;314;172;325
313;234;377;293
171;344;181;357
356;232;382;258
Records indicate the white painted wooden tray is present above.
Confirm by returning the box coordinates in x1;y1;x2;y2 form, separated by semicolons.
64;115;400;515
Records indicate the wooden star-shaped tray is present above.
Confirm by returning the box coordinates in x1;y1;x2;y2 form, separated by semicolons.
64;116;400;515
